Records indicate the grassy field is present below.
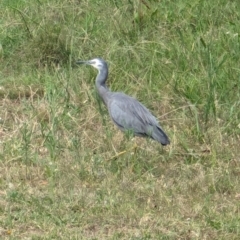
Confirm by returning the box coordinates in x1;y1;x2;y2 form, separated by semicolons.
1;0;240;239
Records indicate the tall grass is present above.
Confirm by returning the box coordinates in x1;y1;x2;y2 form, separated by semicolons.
0;0;240;239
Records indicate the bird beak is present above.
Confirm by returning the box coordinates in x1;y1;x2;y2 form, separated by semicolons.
76;60;87;65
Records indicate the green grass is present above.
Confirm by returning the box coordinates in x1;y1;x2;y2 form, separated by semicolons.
1;0;240;239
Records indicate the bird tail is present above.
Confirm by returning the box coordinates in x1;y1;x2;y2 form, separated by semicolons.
152;126;170;146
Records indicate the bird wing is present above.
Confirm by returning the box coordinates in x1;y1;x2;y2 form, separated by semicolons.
108;93;159;136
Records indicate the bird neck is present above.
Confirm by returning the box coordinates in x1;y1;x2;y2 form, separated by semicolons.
95;68;111;105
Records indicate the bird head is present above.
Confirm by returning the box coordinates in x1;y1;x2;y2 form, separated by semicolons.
76;58;107;71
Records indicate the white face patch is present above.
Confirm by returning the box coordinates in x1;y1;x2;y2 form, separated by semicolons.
89;58;103;70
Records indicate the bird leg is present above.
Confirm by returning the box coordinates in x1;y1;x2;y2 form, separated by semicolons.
108;139;138;161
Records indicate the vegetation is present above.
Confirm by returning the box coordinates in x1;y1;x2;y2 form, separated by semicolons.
0;0;240;239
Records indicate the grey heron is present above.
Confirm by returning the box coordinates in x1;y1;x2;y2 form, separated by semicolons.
76;58;170;146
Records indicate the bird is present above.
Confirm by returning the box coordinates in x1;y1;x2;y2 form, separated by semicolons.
76;58;170;146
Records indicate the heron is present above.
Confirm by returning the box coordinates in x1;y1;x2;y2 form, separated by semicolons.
76;58;170;153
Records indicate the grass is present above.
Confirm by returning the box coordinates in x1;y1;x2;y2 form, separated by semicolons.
0;0;240;239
